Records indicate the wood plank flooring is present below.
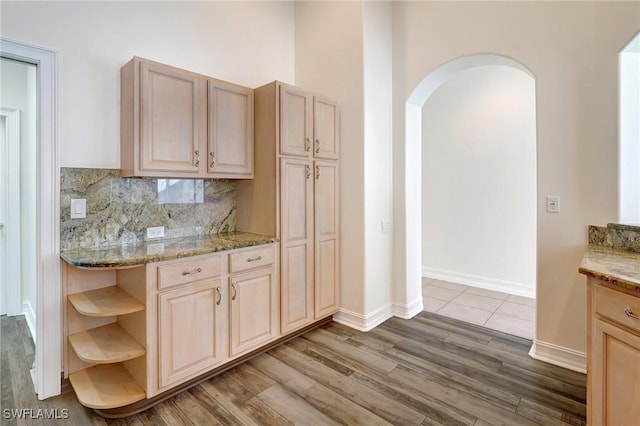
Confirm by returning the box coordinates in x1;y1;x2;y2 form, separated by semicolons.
0;312;586;425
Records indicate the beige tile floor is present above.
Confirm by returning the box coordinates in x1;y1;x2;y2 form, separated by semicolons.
422;277;536;340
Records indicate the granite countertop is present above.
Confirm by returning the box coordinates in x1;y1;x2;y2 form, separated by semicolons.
579;244;640;294
61;232;278;269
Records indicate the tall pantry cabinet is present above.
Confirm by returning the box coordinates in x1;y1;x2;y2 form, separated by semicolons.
237;81;340;333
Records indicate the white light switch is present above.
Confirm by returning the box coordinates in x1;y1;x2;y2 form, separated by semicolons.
70;199;86;219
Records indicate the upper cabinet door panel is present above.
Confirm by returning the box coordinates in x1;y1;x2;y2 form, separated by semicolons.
280;85;312;157
208;81;253;177
140;62;206;173
313;97;339;160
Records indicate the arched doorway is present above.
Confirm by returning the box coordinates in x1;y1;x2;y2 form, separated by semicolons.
404;54;536;337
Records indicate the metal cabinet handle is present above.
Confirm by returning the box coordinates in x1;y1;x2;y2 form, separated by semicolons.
315;139;320;154
210;151;215;168
625;308;640;320
194;150;200;167
231;283;237;301
306;164;311;179
305;137;311;152
247;256;262;263
315;165;320;179
181;267;202;276
215;287;222;305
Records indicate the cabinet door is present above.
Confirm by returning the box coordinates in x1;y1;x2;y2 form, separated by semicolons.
280;158;314;333
208;81;253;177
158;280;224;388
591;318;640;425
140;61;206;174
229;268;278;356
313;96;339;160
280;85;312;157
314;161;340;318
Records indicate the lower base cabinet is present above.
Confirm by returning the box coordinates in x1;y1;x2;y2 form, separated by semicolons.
587;278;640;425
63;242;280;407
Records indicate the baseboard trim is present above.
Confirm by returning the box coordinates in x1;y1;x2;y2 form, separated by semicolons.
391;297;424;319
333;304;392;332
528;339;586;373
422;266;535;298
22;300;36;341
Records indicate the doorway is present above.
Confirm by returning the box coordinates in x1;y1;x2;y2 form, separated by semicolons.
404;54;538;340
1;38;60;400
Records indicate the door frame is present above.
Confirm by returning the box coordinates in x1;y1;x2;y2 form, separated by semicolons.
0;38;60;400
0;107;22;317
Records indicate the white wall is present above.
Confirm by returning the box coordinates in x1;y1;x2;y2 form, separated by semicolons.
393;1;640;357
421;65;536;297
0;1;295;168
0;58;37;325
619;33;640;223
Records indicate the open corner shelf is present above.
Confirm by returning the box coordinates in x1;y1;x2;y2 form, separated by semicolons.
68;286;144;317
69;363;145;409
68;323;145;364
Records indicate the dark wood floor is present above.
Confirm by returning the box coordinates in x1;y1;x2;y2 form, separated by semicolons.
1;312;586;425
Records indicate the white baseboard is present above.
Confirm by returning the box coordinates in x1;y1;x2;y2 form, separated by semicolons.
333;304;392;332
528;339;586;373
22;300;36;341
391;297;424;319
422;266;535;299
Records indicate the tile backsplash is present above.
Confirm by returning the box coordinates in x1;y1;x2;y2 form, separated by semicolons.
60;168;236;251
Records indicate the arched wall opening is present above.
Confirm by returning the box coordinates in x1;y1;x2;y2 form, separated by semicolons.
404;54;537;327
619;31;640;223
421;64;537;298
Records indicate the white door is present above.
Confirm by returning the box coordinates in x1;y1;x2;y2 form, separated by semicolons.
1;116;6;315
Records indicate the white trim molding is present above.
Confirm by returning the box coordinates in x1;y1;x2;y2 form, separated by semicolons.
1;37;60;400
22;300;36;341
423;266;536;299
333;304;392;332
391;297;423;319
528;339;587;374
0;107;22;317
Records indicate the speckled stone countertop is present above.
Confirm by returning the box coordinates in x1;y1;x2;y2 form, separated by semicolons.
579;244;640;294
61;232;277;269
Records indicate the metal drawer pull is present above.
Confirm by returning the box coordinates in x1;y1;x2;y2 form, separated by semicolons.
625;308;640;320
315;139;320;154
194;150;200;167
231;283;237;301
306;164;311;179
181;267;202;276
316;165;320;179
305;137;311;152
210;151;215;168
215;287;221;305
247;256;262;263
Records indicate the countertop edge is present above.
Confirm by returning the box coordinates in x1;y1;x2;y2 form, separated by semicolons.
61;234;278;269
579;244;640;294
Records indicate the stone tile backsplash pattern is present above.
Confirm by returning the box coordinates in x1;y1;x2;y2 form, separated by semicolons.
61;168;236;251
589;223;640;253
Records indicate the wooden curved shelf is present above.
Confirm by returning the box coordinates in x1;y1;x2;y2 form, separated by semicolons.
68;286;144;317
69;364;145;409
68;323;145;364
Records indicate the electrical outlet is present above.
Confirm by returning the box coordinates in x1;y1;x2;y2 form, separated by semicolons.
146;226;165;239
546;196;560;213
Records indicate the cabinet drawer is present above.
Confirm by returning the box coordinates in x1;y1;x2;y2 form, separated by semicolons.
157;255;222;289
595;284;640;332
229;245;275;273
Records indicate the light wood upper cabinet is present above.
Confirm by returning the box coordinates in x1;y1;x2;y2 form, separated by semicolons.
121;57;253;178
280;158;314;333
314;161;340;318
208;80;253;178
158;280;224;388
280;85;313;157
313;97;339;160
